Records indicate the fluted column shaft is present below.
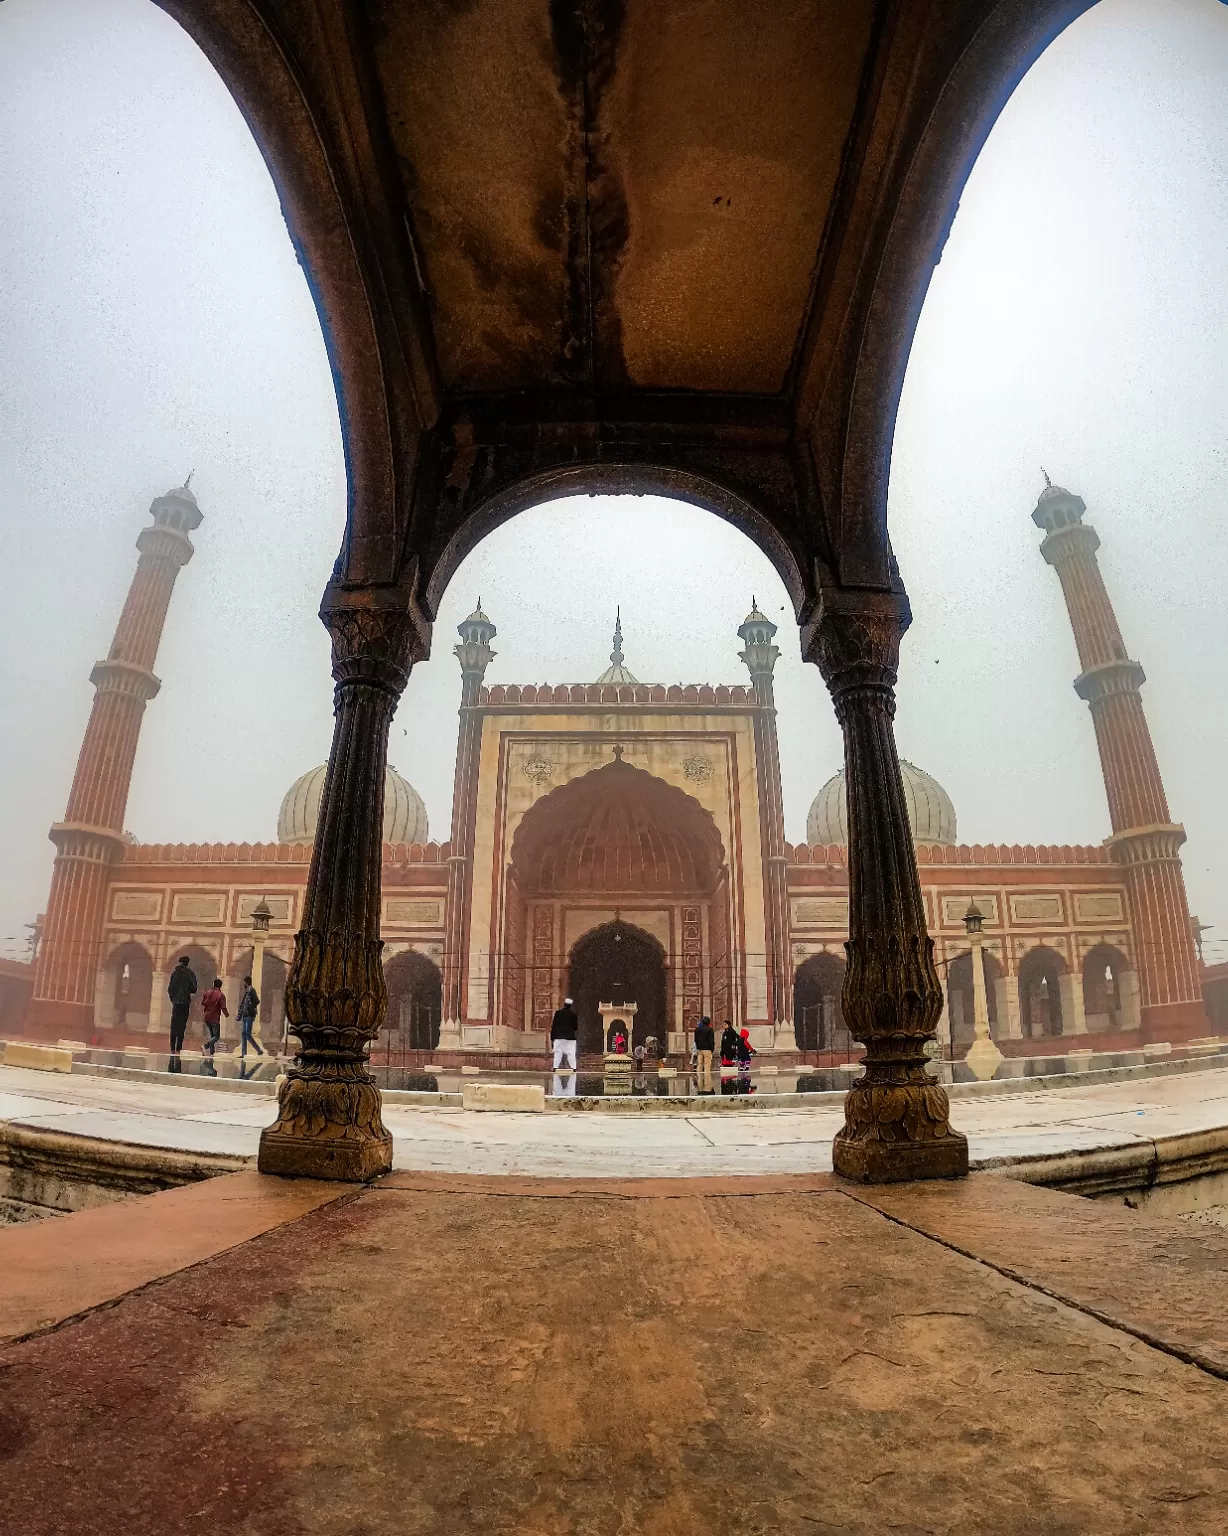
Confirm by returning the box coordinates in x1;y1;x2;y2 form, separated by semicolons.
807;593;967;1183
259;587;426;1181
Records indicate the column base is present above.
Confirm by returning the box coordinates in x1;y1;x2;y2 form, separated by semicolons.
833;1128;969;1184
256;1070;393;1183
258;1125;392;1182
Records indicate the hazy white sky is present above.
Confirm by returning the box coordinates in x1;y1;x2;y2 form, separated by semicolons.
2;0;1228;960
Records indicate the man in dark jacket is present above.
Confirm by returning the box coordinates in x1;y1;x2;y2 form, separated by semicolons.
694;1015;715;1091
551;996;579;1074
167;955;197;1061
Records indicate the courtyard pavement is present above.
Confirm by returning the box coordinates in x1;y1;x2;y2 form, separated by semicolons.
3;1059;1228;1177
3;1166;1228;1533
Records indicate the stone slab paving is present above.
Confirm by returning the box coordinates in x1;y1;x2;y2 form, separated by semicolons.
4;1062;1228;1177
2;1169;1227;1533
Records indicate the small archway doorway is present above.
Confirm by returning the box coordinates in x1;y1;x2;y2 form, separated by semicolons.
567;922;667;1056
793;953;847;1054
1019;946;1066;1038
384;951;443;1054
1082;944;1129;1032
104;941;154;1030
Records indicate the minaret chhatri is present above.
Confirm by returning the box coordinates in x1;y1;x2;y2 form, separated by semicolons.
1032;475;1205;1041
28;483;203;1038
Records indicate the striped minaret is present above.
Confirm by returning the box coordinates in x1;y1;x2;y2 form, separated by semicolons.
1033;476;1205;1041
27;484;203;1038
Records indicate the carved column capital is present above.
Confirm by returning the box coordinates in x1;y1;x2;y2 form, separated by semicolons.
804;590;908;718
322;579;432;695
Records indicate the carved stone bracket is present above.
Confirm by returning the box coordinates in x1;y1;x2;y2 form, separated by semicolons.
259;580;428;1182
806;590;968;1183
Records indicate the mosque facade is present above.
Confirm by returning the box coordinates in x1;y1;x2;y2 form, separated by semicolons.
20;479;1212;1059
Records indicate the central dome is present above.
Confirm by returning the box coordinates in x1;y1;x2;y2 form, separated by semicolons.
807;762;956;847
277;765;429;845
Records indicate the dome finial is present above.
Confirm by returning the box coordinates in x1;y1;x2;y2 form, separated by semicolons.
595;607;639;685
1041;466;1051;489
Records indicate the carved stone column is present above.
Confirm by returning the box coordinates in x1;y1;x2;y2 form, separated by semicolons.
806;592;968;1183
259;583;427;1182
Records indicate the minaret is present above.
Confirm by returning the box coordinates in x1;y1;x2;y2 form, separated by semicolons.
28;483;203;1037
738;600;792;1047
439;600;497;1048
1032;476;1204;1040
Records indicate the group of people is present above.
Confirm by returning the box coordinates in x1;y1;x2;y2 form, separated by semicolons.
692;1015;755;1092
166;955;266;1067
548;997;756;1096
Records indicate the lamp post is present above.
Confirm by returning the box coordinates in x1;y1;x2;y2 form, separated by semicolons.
962;901;1002;1079
250;898;272;1053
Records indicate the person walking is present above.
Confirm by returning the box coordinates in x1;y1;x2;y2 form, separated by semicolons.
167;955;197;1064
551;996;579;1074
737;1026;756;1077
236;974;264;1058
200;977;228;1057
694;1015;715;1092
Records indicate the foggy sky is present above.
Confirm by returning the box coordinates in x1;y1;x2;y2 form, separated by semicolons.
2;0;1228;961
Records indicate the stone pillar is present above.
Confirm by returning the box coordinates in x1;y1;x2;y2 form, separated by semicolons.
1059;972;1087;1036
806;591;968;1183
1118;969;1141;1032
258;583;427;1182
147;968;168;1036
994;975;1022;1040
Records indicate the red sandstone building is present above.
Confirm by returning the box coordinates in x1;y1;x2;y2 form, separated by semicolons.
16;478;1212;1059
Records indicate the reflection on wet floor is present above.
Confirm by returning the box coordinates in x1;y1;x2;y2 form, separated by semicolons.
61;1040;1228;1098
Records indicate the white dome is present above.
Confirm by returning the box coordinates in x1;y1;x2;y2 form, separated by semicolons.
807;761;956;847
277;764;429;845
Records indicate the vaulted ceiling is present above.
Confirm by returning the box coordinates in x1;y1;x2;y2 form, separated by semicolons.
162;0;1094;630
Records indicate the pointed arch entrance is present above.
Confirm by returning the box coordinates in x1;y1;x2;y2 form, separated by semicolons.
567;921;667;1055
505;757;728;1050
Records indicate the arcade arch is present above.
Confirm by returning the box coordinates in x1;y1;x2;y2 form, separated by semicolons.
1082;944;1131;1033
1018;946;1067;1039
383;950;443;1054
793;953;847;1055
100;941;154;1031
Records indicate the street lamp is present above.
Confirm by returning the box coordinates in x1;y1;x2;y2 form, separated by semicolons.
250;899;272;1054
962;900;1002;1079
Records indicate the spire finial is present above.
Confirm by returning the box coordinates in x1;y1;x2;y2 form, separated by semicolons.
1041;467;1052;488
610;607;625;667
184;470;194;489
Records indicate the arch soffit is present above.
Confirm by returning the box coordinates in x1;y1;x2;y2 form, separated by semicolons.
423;461;807;622
103;938;156;969
510;760;727;894
1016;941;1069;975
807;0;1097;587
568;918;667;963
